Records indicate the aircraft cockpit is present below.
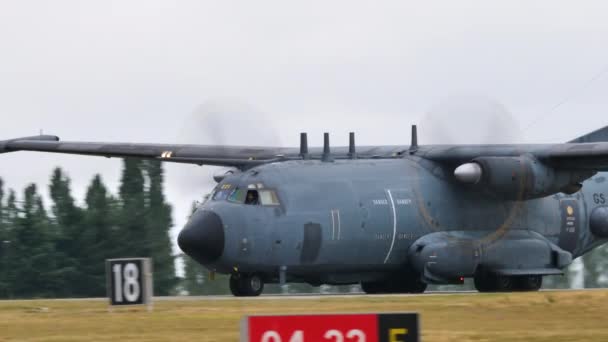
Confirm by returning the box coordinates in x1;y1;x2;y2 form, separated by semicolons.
209;183;281;206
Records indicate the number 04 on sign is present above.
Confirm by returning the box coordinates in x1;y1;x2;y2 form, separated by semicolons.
106;258;153;311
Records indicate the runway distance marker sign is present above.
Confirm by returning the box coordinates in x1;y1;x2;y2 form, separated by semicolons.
241;313;419;342
105;258;153;310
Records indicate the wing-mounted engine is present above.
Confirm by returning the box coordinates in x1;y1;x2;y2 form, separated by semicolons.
408;230;572;285
454;155;593;200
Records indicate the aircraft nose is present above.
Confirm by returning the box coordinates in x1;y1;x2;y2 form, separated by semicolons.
178;210;225;265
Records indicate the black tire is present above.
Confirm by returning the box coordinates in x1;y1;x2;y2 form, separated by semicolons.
514;275;542;291
362;277;427;294
474;272;493;292
404;279;428;294
229;273;264;297
229;274;244;296
243;274;264;296
495;275;513;292
475;271;515;292
361;281;385;294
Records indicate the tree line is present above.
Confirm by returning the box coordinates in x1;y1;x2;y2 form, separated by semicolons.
0;159;176;298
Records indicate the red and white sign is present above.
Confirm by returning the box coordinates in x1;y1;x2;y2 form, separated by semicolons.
241;313;419;342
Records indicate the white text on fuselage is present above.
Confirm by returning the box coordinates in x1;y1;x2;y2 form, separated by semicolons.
375;233;417;240
372;199;412;206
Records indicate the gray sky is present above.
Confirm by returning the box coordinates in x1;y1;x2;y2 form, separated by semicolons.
1;1;608;252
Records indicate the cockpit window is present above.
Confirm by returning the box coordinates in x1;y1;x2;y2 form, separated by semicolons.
232;189;280;206
245;190;260;205
217;184;280;206
212;184;234;201
212;190;231;201
259;190;280;206
228;188;247;203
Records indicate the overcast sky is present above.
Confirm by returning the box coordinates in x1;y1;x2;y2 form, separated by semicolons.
1;1;608;253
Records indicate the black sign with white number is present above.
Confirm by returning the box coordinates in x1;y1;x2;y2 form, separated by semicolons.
106;258;151;306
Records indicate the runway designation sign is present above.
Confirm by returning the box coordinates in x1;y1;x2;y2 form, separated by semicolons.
106;258;153;308
241;313;419;342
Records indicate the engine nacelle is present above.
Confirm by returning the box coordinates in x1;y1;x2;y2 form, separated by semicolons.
454;156;590;200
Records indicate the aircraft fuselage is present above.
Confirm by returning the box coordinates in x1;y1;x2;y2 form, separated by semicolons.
178;156;608;292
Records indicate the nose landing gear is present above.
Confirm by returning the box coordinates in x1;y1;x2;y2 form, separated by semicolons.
230;273;264;297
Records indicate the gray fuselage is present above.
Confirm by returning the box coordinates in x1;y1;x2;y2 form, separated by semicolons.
180;156;608;286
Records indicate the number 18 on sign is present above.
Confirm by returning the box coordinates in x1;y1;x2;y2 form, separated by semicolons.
106;258;153;309
241;313;419;342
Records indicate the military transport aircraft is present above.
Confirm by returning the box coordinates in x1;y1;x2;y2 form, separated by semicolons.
2;125;608;296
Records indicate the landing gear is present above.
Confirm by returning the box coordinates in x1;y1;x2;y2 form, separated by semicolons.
474;271;542;292
474;272;512;292
361;277;427;294
360;281;381;294
514;275;543;291
230;273;264;297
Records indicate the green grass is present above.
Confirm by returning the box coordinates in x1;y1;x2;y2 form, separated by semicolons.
1;290;607;341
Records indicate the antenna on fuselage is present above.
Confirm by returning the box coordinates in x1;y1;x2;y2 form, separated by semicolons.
300;133;310;160
348;132;357;159
409;125;418;154
322;132;333;162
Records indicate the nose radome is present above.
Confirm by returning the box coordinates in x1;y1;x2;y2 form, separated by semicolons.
178;210;225;265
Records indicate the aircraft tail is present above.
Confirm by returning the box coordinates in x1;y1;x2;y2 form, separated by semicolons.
0;135;59;153
570;125;608;143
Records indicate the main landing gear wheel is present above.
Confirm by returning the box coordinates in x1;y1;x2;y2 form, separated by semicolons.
361;278;427;294
406;279;428;294
229;273;264;297
361;281;385;294
474;272;542;292
474;272;512;292
513;275;543;291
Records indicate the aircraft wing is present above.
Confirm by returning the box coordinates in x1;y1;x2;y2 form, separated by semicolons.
5;129;608;171
0;136;293;168
418;142;608;171
0;135;405;168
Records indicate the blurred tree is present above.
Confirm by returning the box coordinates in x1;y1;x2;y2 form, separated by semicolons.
142;160;177;295
582;246;608;288
117;159;147;258
0;189;18;297
79;174;119;296
12;184;59;297
49;168;84;296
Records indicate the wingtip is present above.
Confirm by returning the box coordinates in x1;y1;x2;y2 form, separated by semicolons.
0;134;60;153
